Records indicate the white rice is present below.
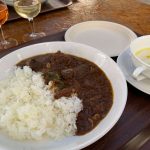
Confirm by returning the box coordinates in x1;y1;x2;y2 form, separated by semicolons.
0;66;82;141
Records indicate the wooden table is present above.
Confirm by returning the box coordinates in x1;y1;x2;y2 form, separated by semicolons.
1;0;150;150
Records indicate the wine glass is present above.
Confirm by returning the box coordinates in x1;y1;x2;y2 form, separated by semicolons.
13;0;46;42
0;0;18;50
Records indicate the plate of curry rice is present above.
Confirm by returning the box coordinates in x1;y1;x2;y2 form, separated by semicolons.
0;42;127;150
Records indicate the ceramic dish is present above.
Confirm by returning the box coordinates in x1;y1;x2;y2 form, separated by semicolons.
117;48;150;95
65;21;137;57
0;42;127;150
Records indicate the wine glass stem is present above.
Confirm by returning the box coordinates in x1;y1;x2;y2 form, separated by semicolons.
29;18;36;37
0;26;6;43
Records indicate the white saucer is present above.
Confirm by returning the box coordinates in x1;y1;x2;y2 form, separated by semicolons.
117;48;150;95
65;21;137;57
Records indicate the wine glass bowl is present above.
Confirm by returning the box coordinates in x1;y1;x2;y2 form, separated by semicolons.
14;0;41;19
13;0;46;42
0;0;18;50
0;2;8;25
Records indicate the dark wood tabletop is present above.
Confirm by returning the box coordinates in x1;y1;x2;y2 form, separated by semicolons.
0;0;150;150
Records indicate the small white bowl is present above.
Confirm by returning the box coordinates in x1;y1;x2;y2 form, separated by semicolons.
130;35;150;80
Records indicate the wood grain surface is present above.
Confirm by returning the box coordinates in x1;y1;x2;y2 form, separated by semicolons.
1;0;150;46
0;0;150;150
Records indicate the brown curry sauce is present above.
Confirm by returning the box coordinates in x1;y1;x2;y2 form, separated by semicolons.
17;51;113;135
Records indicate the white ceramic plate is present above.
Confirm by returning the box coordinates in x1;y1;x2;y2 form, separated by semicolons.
0;42;127;150
65;21;137;57
117;48;150;95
